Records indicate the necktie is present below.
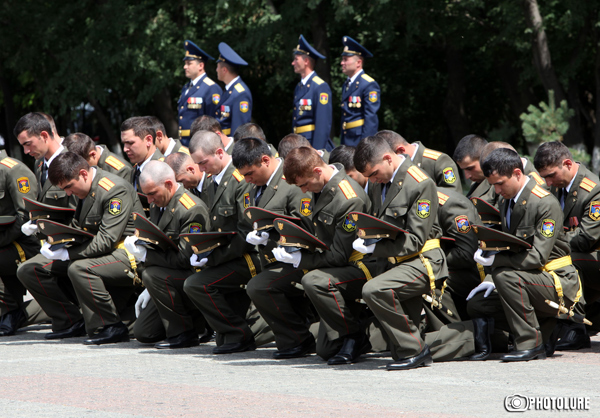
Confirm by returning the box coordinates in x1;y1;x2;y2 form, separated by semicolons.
382;182;392;203
133;167;141;191
191;187;201;198
75;198;85;220
156;208;165;224
506;199;516;229
255;185;267;206
213;180;219;193
559;188;566;209
344;78;351;91
313;192;321;205
40;162;48;187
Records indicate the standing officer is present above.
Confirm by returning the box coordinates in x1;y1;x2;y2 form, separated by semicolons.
340;36;380;146
214;43;252;137
177;40;222;146
291;35;333;151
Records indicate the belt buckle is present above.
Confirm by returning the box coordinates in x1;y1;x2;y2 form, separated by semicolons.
293;127;298;134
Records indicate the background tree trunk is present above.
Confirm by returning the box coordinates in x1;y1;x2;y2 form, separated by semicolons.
153;87;178;139
442;43;469;151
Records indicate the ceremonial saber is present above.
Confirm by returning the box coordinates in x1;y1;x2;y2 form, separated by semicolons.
422;294;454;317
545;300;592;326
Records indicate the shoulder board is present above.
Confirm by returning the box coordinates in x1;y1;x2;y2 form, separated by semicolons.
203;77;215;86
530;172;545;186
281;175;286;180
407;166;428;183
179;146;190;155
437;191;449;206
158;157;165;162
0;157;19;168
179;193;196;210
232;169;244;182
234;83;245;93
423;149;442;161
361;73;375;83
531;185;550;199
338;179;357;199
580;177;597;192
312;76;324;85
98;177;115;191
105;155;125;171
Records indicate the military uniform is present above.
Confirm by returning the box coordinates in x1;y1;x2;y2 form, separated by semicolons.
35;146;77;208
411;142;462;192
130;148;165;192
134;186;211;341
163;138;190;157
340;69;380;147
293;73;333;151
362;158;449;360
467;179;497;207
96;145;133;180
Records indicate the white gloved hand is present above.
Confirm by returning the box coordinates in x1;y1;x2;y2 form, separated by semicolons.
272;247;301;267
473;248;495;267
190;254;208;267
124;235;147;262
135;289;151;318
466;281;496;300
352;238;375;254
21;220;38;236
246;231;269;246
40;242;70;261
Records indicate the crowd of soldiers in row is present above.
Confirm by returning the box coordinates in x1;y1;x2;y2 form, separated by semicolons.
0;108;596;371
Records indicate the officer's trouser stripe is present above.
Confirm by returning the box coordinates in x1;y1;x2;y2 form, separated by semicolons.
267;270;304;341
203;271;248;339
36;263;76;325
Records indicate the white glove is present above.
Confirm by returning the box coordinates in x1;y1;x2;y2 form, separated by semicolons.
135;289;151;318
40;242;70;261
21;220;38;236
124;235;147;262
272;247;301;267
190;254;208;267
352;238;375;254
466;281;496;300
246;231;269;246
473;248;495;267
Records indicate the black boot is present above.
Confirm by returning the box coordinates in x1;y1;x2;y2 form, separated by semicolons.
469;317;494;361
545;322;564;357
555;322;591;351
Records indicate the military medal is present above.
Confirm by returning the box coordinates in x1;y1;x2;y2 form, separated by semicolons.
187;97;203;109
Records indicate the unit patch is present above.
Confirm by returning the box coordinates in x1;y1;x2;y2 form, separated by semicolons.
343;214;357;232
244;193;250;209
368;91;378;103
189;223;203;233
300;198;312;216
590;201;600;221
212;94;220;105
17;177;30;193
320;93;329;105
443;167;457;184
455;215;471;233
417;199;431;219
109;199;122;215
240;101;249;113
541;219;555;238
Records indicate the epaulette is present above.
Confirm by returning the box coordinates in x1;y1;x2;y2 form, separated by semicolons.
580;177;597;192
338;179;357;199
407;166;428;183
232;169;244;182
234;83;245;93
281;175;286;180
529;172;545;186
179;193;196;210
105;156;125;171
179;146;190;156
437;191;449;206
423;149;442;161
159;157;165;162
0;157;19;168
531;185;550;199
312;76;324;85
98;177;115;191
361;73;375;83
203;77;215;86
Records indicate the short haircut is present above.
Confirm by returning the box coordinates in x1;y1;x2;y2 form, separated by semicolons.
233;123;266;142
481;148;523;178
190;115;221;137
533;141;573;171
48;152;90;185
146;116;167;135
121;116;156;144
220;61;238;76
13;112;55;139
354;136;395;173
278;134;311;159
453;134;488;163
375;130;408;149
63;133;96;159
189;130;222;155
232;138;272;169
165;152;193;175
139;160;175;186
480;141;515;163
40;113;59;136
329;145;357;171
283;147;325;184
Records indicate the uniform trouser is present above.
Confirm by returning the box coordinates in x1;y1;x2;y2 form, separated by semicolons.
246;263;312;351
133;299;166;343
492;266;579;350
184;255;258;345
17;254;82;332
425;320;475;361
362;252;446;361
571;251;600;305
423;287;461;332
67;249;137;335
445;267;482;320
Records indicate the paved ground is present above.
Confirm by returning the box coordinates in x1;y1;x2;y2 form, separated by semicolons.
0;325;598;418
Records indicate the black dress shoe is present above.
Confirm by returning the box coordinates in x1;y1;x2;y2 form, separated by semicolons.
470;317;494;361
0;309;25;336
327;332;371;365
155;330;199;349
273;335;316;359
45;319;86;340
545;322;564;357
198;326;215;344
555;323;591;351
212;337;256;354
386;345;433;371
501;344;546;362
84;322;130;345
